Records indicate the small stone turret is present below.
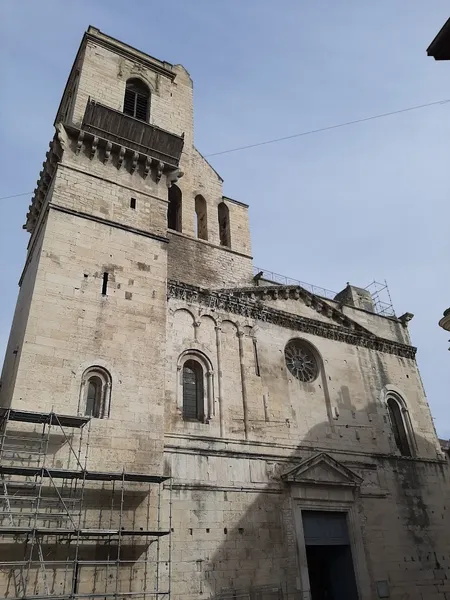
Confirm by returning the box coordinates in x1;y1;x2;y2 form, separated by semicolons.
334;283;375;313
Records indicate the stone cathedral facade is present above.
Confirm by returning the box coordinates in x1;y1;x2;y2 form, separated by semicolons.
1;25;450;600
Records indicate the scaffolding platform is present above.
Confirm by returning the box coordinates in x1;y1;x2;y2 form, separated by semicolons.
0;408;91;428
0;407;172;600
0;465;168;483
0;527;171;537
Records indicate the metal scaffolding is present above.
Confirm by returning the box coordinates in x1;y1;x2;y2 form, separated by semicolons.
253;267;396;317
0;408;171;599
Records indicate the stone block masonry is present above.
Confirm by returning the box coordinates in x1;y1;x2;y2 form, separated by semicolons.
1;24;449;600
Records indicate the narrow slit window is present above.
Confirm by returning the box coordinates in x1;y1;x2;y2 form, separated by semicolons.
195;195;208;240
218;202;231;247
130;198;136;209
168;184;182;232
102;272;109;296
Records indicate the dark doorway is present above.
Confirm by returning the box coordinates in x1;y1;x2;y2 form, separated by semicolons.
302;511;359;600
306;544;358;600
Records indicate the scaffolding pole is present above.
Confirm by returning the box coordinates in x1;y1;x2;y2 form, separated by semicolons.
0;408;171;600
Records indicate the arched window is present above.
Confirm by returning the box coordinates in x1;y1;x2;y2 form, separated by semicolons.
178;350;214;423
168;184;182;232
123;78;150;121
218;202;231;247
387;396;412;457
183;360;204;421
195;195;208;240
80;367;112;419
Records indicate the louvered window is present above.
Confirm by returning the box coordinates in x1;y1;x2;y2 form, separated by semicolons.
123;78;150;122
183;360;204;421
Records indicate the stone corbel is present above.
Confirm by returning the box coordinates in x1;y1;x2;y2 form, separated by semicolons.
90;136;99;159
155;160;164;182
130;151;139;174
36;190;45;209
103;141;112;164
167;168;184;188
117;146;126;169
144;156;151;178
76;131;85;155
193;320;201;341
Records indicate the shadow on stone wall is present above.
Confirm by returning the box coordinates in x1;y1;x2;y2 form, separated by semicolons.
196;401;447;600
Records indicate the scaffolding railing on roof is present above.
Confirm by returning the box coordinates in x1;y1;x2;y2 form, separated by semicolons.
253;267;396;317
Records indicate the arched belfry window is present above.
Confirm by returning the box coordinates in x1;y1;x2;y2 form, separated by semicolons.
168;184;182;232
218;202;231;247
123;78;150;121
387;395;412;457
183;360;204;421
80;367;112;419
195;195;208;240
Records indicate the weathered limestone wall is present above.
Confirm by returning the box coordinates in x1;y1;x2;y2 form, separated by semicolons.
165;449;450;600
166;296;439;457
165;293;447;599
3;182;168;473
339;300;412;345
167;232;253;289
50;151;169;239
0;223;46;406
58;27;252;287
265;295;411;345
69;34;194;148
3;23;449;600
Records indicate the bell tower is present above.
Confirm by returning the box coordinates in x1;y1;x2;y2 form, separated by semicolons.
0;27;194;472
0;27;254;473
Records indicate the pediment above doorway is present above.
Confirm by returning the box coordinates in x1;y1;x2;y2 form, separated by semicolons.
281;453;363;488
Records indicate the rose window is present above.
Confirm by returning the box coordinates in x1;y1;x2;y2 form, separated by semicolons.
284;340;318;382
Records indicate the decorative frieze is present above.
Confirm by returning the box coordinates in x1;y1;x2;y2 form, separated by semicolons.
24;133;64;233
167;281;416;360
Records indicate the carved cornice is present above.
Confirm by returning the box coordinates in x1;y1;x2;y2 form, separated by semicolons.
67;125;184;184
24;133;64;233
24;124;183;235
215;283;394;337
167;281;417;360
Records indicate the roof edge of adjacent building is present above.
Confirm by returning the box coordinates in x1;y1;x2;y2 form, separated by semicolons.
427;17;450;60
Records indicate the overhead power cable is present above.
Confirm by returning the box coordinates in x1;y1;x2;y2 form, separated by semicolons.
204;98;450;157
0;97;449;202
0;192;33;201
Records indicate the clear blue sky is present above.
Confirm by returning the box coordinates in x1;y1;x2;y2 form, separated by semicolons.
1;1;449;434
